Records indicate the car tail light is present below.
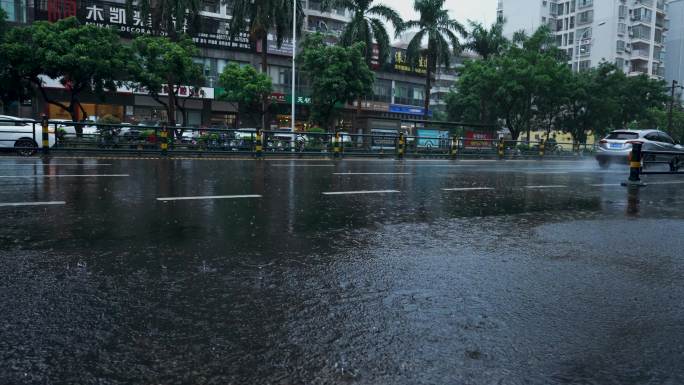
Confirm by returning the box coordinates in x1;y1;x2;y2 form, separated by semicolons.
626;140;642;145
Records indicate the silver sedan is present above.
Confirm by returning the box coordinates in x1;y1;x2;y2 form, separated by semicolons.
596;129;684;169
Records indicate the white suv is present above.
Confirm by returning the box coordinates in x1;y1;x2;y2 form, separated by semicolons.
0;115;56;156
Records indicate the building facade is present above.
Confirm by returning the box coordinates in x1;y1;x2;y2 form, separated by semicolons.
1;0;453;133
499;0;668;78
665;0;684;100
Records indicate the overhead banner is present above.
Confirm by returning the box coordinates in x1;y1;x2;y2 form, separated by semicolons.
35;0;253;51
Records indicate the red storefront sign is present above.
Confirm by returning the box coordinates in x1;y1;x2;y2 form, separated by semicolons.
464;131;494;148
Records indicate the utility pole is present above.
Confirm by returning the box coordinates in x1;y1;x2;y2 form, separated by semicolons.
669;80;679;132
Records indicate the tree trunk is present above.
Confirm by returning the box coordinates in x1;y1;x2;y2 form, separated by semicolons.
424;62;432;120
356;98;362;130
167;85;177;141
261;34;269;132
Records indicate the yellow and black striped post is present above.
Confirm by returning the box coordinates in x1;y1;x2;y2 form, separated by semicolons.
254;129;263;158
159;126;169;155
450;136;459;159
497;138;505;160
539;139;546;158
334;131;341;158
397;133;405;159
41;114;49;155
622;141;645;186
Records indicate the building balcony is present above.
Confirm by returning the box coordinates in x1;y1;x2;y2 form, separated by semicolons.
634;0;655;7
630;49;651;60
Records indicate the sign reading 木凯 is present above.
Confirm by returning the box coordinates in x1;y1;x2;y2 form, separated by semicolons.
37;1;253;51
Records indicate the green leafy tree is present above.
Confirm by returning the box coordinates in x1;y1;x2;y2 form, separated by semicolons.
330;0;402;119
399;0;466;119
299;34;374;131
1;17;128;130
633;107;684;143
614;73;668;129
0;8;6;37
129;35;204;130
464;19;508;60
0;8;29;113
228;0;304;130
558;63;621;142
218;63;273;128
445;58;499;126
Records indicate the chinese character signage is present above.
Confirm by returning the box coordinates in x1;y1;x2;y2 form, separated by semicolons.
37;1;253;51
387;48;428;76
256;34;295;57
463;131;494;149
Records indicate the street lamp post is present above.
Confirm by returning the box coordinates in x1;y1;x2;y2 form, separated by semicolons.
575;28;592;72
668;80;684;132
291;0;297;133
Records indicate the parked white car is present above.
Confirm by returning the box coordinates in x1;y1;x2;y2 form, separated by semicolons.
0;115;56;156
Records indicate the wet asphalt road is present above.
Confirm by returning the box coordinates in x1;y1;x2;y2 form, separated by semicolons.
1;156;684;385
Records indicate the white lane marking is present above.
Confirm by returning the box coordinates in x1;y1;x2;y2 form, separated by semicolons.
524;185;567;189
334;172;411;175
0;164;112;167
590;183;622;187
157;195;262;202
648;181;684;185
0;201;65;207
322;190;400;196
442;187;495;192
524;171;569;175
0;174;129;178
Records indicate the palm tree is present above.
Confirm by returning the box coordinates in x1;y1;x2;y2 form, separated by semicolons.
464;19;508;60
228;0;304;130
333;0;402;67
330;0;402;124
399;0;466;119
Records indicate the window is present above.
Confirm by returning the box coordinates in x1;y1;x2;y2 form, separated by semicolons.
369;79;392;103
579;60;591;71
0;0;27;22
569;16;575;29
657;132;674;144
607;132;639;140
616;58;625;69
568;32;574;44
616;40;625;52
618;5;627;19
201;0;220;13
578;10;593;24
618;23;626;35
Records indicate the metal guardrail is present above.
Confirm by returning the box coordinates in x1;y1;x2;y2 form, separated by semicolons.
0;119;597;159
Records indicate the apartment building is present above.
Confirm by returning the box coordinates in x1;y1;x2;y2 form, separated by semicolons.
665;0;684;100
499;0;668;78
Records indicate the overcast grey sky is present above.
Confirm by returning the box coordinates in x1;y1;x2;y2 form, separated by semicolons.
377;0;498;26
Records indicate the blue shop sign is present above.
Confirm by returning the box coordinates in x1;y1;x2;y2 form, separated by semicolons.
389;105;432;117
